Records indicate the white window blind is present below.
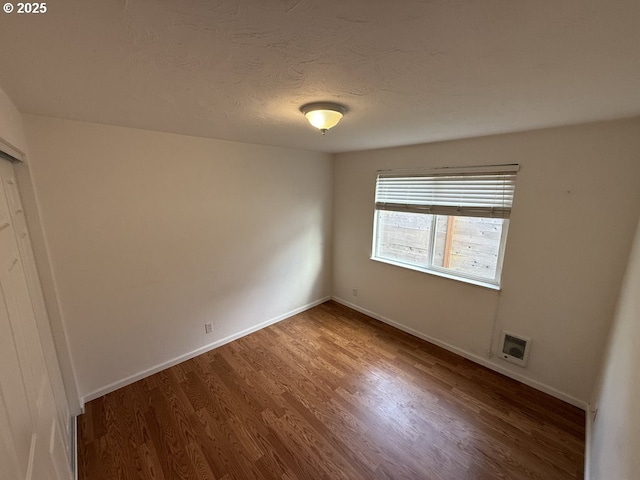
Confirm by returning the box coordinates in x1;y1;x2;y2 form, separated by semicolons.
375;164;519;219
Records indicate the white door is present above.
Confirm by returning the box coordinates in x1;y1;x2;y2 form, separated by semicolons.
0;158;71;480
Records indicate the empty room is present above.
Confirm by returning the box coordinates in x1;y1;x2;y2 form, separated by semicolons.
0;1;639;479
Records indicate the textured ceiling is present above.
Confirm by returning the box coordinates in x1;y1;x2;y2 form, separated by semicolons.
0;0;639;153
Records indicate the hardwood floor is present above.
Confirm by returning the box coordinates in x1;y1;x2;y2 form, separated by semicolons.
78;301;585;480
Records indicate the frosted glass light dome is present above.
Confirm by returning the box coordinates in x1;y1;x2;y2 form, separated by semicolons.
300;102;346;134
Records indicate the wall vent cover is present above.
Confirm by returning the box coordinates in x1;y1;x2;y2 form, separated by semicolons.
499;331;531;367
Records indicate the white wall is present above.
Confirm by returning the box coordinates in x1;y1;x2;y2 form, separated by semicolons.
0;85;27;154
23;115;333;403
588;216;640;479
333;118;640;406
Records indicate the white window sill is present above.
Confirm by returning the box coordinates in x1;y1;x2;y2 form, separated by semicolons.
370;256;501;291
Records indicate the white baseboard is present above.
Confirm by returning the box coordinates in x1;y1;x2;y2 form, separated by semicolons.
81;296;331;405
332;296;588;410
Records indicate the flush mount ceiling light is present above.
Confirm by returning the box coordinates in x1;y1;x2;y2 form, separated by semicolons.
300;102;346;135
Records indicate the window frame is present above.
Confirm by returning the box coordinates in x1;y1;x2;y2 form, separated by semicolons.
370;165;518;290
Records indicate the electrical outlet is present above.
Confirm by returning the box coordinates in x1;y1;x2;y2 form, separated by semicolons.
204;322;213;334
352;288;358;297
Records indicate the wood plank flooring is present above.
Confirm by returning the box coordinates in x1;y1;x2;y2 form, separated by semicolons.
78;301;585;480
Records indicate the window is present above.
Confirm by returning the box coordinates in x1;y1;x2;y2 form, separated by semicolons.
372;165;518;288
